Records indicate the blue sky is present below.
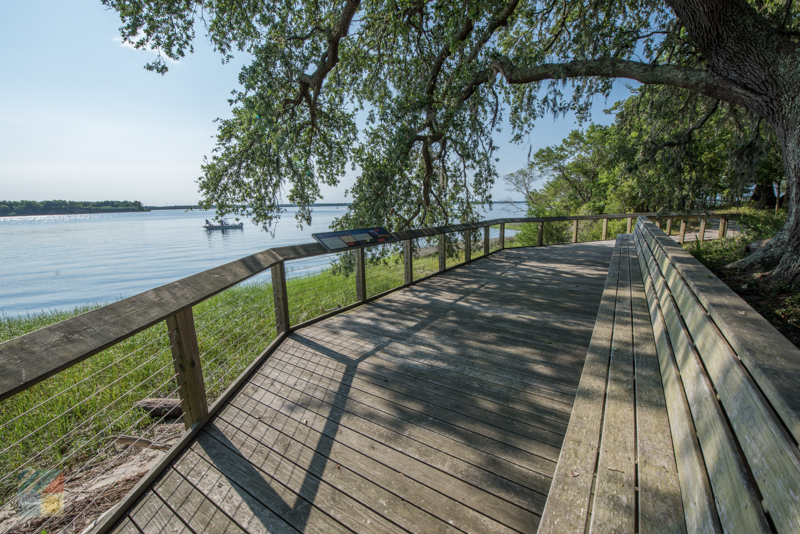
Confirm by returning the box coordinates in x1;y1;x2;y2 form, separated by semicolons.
1;1;635;205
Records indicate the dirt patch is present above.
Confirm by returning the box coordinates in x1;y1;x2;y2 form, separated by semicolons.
715;269;800;349
1;423;183;534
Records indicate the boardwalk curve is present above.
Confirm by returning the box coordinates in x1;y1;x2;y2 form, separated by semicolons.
107;242;615;534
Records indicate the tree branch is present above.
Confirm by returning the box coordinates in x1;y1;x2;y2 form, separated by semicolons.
781;0;794;29
655;98;720;149
460;55;767;116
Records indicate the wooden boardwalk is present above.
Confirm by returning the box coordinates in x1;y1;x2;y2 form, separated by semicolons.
111;242;615;534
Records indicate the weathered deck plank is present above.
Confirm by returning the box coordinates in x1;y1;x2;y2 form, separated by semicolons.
299;321;578;401
297;326;575;424
589;235;636;532
628;236;685;533
274;336;568;443
537;237;623;534
296;330;566;435
240;359;552;524
109;241;614;533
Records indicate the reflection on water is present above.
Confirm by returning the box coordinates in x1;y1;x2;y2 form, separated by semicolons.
0;205;521;316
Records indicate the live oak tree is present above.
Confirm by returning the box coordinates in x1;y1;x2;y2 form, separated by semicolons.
610;85;786;212
521;85;787;215
105;0;800;286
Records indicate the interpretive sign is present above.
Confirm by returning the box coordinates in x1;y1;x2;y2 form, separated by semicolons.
312;227;397;252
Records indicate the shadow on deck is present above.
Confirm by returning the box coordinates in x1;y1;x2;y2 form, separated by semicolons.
110;242;616;534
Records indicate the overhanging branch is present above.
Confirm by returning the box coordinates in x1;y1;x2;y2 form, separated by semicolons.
462;55;767;116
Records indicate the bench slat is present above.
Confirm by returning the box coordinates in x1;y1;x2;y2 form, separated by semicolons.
635;235;722;534
590;235;637;532
628;237;686;533
639;221;800;532
538;236;623;533
637;229;771;533
642;220;800;444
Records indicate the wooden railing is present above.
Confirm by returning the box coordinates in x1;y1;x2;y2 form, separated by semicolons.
0;210;737;532
0;211;735;410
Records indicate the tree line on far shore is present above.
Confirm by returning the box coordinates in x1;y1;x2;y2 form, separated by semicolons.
0;200;147;217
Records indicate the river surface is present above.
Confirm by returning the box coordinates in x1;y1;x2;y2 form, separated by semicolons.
0;204;521;317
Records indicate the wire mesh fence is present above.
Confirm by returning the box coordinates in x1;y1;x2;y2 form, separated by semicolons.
364;244;405;299
0;267;287;533
606;218;629;241
576;219;600;242
488;226;503;253
471;228;487;259
285;256;356;326
194;270;277;401
411;237;440;281
541;220;572;245
504;225;524;248
0;322;182;534
445;232;466;270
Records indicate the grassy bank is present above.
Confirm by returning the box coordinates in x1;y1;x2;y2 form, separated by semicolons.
0;249;448;503
682;206;788;269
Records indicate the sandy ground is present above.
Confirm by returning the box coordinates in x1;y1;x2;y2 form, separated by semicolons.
1;423;183;534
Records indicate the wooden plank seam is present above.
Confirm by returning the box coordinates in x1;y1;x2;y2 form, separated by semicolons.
538;236;622;533
633;226;720;533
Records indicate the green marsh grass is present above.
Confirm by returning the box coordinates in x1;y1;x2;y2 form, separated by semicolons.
0;247;462;504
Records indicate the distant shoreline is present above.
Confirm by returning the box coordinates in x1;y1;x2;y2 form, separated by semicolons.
0;200;149;218
0;203;356;218
145;203;354;210
0;209;149;218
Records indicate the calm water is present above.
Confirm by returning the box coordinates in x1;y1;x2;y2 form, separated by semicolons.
1;204;520;317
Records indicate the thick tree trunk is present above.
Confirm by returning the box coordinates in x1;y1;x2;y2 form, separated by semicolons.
664;0;800;287
731;127;800;287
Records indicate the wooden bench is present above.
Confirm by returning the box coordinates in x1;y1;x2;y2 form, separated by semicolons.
539;219;800;533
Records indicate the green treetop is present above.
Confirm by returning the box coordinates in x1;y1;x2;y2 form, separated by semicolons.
105;0;800;286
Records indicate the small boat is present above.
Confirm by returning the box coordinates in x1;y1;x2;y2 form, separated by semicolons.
203;218;243;230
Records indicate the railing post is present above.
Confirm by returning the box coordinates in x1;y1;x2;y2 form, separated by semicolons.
678;219;687;244
270;261;290;334
484;226;490;255
572;219;579;243
403;239;413;285
499;223;505;250
719;216;728;239
602;218;608;241
666;218;672;235
355;247;366;302
537;221;544;246
626;217;632;233
699;218;707;242
166;308;208;429
439;233;447;271
464;229;472;262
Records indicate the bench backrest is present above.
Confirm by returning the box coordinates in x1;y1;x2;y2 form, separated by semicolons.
634;217;800;533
